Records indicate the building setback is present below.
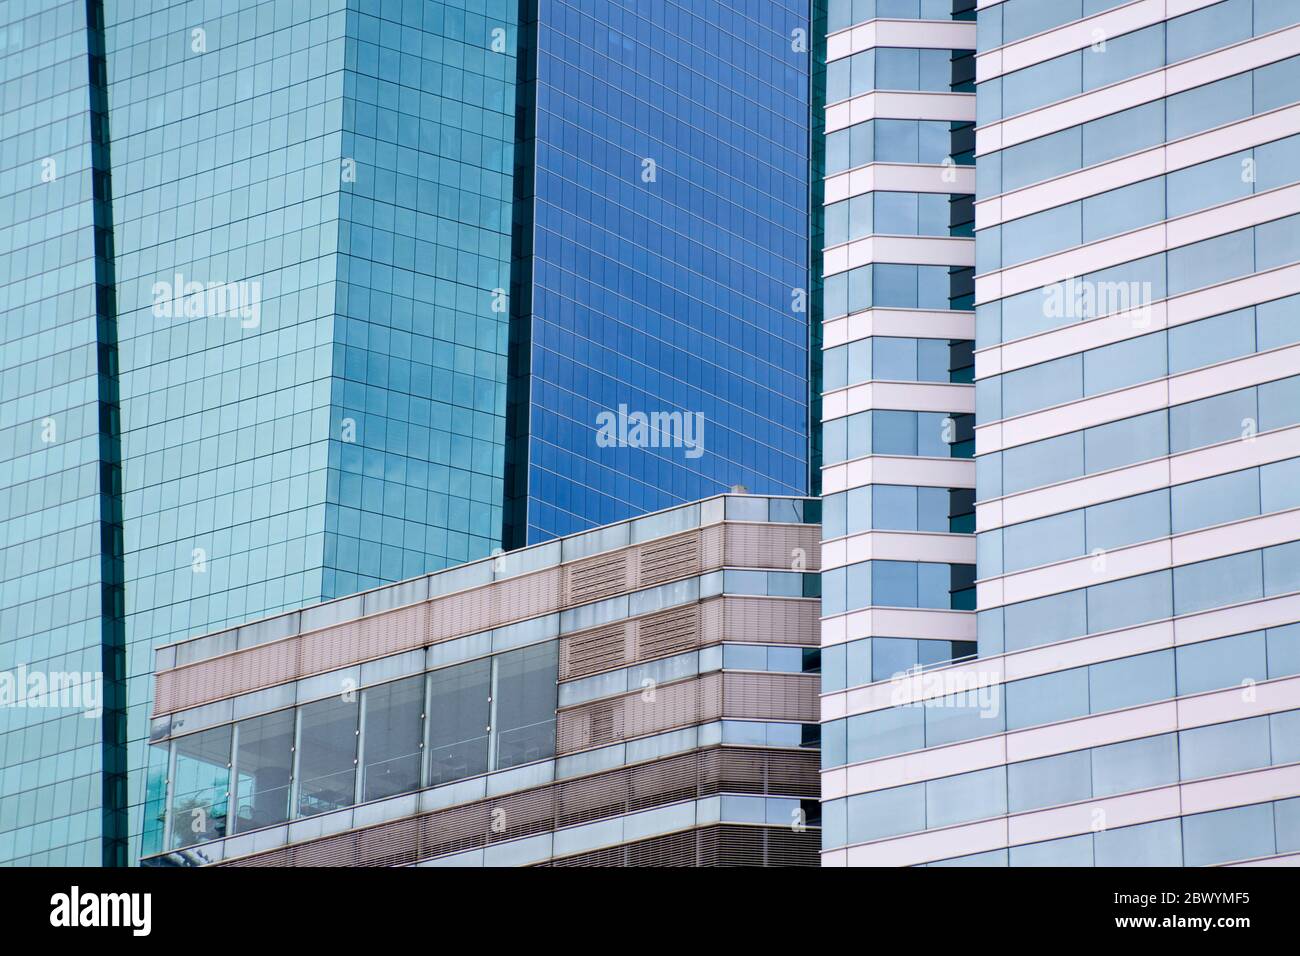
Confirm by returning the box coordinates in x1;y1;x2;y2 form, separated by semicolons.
820;0;1300;866
815;0;981;857
142;494;821;866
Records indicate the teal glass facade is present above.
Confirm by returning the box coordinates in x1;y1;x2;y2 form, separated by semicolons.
1;0;521;866
0;0;124;866
111;0;519;863
2;0;811;867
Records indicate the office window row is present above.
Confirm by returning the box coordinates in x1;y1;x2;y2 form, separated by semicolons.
978;54;1300;198
824;711;1300;849
824;409;975;465
825;263;974;319
981;539;1300;655
999;627;1300;731
980;373;1300;499
929;800;1300;866
826;119;975;175
823;621;1300;768
981;132;1300;272
980;294;1300;422
160;642;557;850
556;644;819;709
828;47;975;103
822;636;977;692
982;455;1300;576
822;560;976;616
981;212;1300;345
979;0;1300;124
977;0;1130;51
823;484;975;539
825;192;974;248
824;335;973;391
829;0;974;33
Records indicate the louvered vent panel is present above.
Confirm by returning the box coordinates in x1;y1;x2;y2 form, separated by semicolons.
634;605;699;660
620;676;701;741
698;596;724;645
622;829;700;866
355;817;420;867
707;748;767;796
637;531;700;586
287;832;355;867
697;823;763;866
627;752;698;811
721;596;819;646
724;524;821;571
765;748;820;798
489;787;556;843
556;697;624;753
722;672;819;722
548;829;699;867
224;847;287;867
155;637;298;715
420;803;492;859
699;825;818;867
560;622;629;680
538;844;626;866
547;826;817;867
484;570;562;632
565;552;630;604
699;524;725;570
556;769;631;828
760;825;822;867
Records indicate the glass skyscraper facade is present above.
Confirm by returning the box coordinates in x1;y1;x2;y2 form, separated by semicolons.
821;0;1300;867
0;0;123;867
2;0;812;866
506;0;812;544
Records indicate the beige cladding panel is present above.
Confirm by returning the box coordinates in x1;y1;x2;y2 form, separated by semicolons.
153;522;820;716
555;671;820;754
717;595;821;645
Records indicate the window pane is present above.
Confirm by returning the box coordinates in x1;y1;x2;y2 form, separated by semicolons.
231;710;293;834
927;766;1007;827
1172;468;1259;534
1094;818;1183;866
1169;308;1256;373
1180;716;1272;780
1085;410;1167;474
170;726;232;849
1089;649;1174;713
1174;550;1263;616
1006;667;1088;730
1086;570;1172;634
1008;749;1091;813
296;696;358;818
1010;834;1093;866
361;676;425;802
1183;803;1276;866
1004;510;1084;572
1086;488;1170;551
493;642;558;770
1092;733;1179;797
1169;387;1256;454
847;783;925;843
1177;631;1267;696
427;658;490;785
